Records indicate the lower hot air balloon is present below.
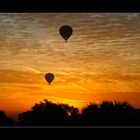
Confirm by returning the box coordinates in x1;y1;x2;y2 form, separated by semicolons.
45;73;54;85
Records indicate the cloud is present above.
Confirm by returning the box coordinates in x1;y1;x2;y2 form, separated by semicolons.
0;13;140;94
0;69;44;84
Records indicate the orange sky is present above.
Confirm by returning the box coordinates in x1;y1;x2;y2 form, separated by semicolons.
0;13;140;117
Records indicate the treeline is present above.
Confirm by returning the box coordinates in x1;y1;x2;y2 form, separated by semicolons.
1;99;140;126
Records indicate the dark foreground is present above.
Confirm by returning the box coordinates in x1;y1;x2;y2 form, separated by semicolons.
1;99;140;126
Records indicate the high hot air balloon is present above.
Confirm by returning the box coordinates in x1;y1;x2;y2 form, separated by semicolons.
45;73;54;85
59;25;73;43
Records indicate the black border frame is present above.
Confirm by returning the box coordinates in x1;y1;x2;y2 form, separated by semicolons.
0;0;140;128
0;0;140;12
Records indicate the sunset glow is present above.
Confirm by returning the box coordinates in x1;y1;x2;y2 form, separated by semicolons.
0;13;140;118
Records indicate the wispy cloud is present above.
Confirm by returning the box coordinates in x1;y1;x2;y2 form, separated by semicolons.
0;13;140;115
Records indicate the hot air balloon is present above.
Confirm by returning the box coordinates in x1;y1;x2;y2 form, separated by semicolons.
59;25;73;43
45;73;54;85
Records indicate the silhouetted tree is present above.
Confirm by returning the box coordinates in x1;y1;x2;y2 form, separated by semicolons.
17;99;140;126
18;100;79;126
80;101;137;126
80;103;101;125
0;110;14;125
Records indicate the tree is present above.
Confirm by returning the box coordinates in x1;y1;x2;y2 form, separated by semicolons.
18;100;79;126
80;101;136;126
0;111;14;125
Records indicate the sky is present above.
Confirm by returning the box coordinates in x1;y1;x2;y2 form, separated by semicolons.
0;13;140;117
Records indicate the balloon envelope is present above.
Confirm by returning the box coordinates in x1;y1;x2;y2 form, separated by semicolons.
59;25;73;42
45;73;54;85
